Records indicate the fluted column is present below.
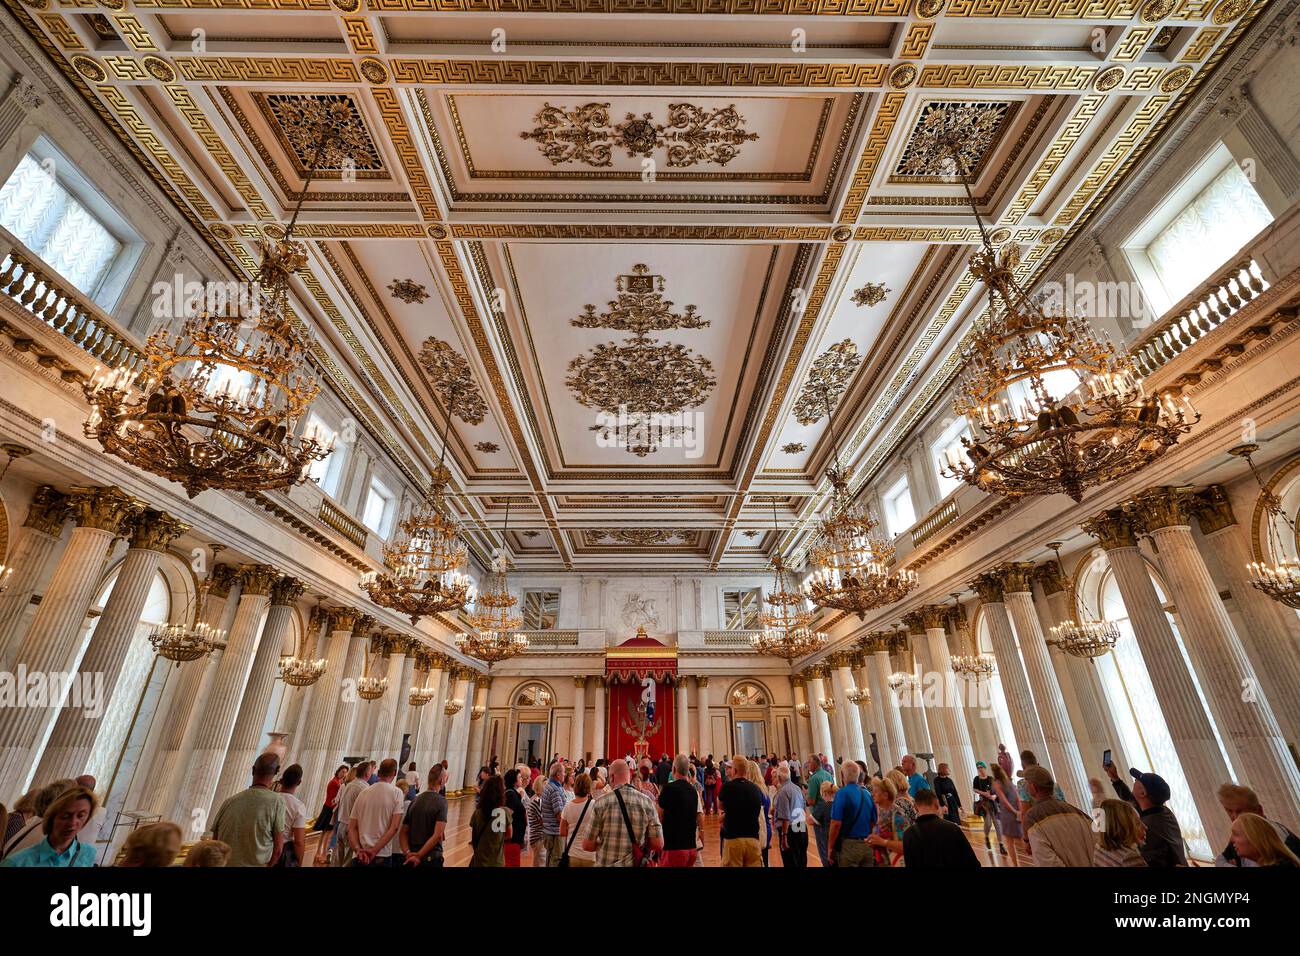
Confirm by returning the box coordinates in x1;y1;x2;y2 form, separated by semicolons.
807;669;835;765
389;641;418;758
590;677;606;760
0;487;67;666
297;608;361;811
695;676;712;757
573;676;589;761
896;622;933;756
171;565;277;825
463;676;490;787
351;630;386;756
852;657;879;767
417;658;447;765
35;509;189;785
1083;508;1230;848
831;654;866;762
789;676;812;758
371;636;407;758
277;606;327;768
0;486;142;799
868;640;905;770
1035;560;1131;774
141;564;237;818
211;574;303;810
1133;487;1300;821
970;574;1046;766
1194;486;1300;749
444;671;473;791
919;605;977;798
672;678;687;756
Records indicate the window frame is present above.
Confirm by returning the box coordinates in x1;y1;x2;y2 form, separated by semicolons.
930;416;973;499
520;589;560;630
361;474;396;538
881;474;916;538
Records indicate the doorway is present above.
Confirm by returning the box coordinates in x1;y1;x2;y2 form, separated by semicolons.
516;721;547;765
735;719;766;758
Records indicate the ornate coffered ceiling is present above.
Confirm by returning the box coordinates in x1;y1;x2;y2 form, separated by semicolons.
3;0;1270;572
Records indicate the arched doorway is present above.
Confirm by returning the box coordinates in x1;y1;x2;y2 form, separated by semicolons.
727;680;772;758
511;681;555;766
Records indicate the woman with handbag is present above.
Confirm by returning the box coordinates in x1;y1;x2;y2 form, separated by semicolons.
558;772;597;867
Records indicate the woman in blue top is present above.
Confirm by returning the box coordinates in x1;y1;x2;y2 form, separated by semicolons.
1;786;97;868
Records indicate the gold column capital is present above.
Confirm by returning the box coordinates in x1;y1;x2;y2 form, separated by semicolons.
1035;560;1067;596
475;674;492;690
23;486;68;536
806;664;830;680
859;631;891;653
970;572;1004;603
826;649;854;669
1125;485;1197;531
573;675;588;689
919;604;949;630
352;613;375;638
996;561;1038;594
1192;485;1237;535
66;485;144;534
236;564;279;596
328;607;360;632
208;564;238;599
696;676;709;688
900;610;926;634
791;674;806;687
269;575;306;608
1082;508;1141;550
127;509;189;553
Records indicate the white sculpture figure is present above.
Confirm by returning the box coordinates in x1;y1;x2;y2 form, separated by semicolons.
621;593;660;630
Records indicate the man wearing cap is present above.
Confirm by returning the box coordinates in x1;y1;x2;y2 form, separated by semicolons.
1022;764;1094;866
1104;762;1187;867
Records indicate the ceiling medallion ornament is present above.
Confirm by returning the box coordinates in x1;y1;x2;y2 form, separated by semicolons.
1160;66;1194;92
459;502;529;669
1230;444;1300;609
936;130;1196;503
895;101;1012;180
521;102;759;168
887;63;918;90
595;529;686;546
84;119;356;498
1140;0;1177;21
793;338;862;426
264;94;382;174
572;264;708;334
851;282;891;308
141;56;176;83
1094;66;1126;92
417;337;488;425
71;56;106;83
387;278;429;304
917;0;947;16
781;442;806;454
359;58;389;85
474;441;500;453
1042;544;1120;660
1213;0;1251;23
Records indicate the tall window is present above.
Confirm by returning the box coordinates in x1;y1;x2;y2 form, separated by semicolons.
362;476;395;538
881;476;915;537
0;142;134;305
931;417;973;498
521;590;559;630
304;413;347;497
722;588;762;630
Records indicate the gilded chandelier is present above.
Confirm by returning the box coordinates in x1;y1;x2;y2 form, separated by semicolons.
150;576;225;665
409;653;439;707
458;501;529;668
356;637;388;701
1231;444;1300;609
947;594;994;681
751;497;824;663
82;122;357;498
1044;543;1119;660
932;109;1195;503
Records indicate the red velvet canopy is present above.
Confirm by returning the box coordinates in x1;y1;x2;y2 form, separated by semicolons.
603;628;678;759
603;628;678;683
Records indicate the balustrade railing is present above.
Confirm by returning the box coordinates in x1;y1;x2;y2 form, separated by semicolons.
519;630;579;648
317;497;368;549
911;497;960;548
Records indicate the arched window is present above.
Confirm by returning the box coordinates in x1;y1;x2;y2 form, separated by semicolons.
728;683;768;707
515;683;552;707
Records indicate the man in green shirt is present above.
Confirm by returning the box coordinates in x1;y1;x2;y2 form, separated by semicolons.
210;753;286;867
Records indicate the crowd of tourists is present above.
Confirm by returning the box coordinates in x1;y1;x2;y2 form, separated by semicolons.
2;744;1297;868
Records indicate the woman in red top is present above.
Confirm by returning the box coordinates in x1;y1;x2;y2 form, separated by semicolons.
312;765;348;865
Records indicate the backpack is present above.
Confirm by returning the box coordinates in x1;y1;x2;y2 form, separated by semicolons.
704;767;717;786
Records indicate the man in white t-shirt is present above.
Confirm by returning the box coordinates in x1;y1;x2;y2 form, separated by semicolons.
348;758;406;867
331;760;372;868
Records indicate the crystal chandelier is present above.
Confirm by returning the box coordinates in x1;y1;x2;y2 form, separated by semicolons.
750;498;824;663
355;636;388;701
795;702;810;718
887;629;918;692
947;593;994;681
279;599;328;687
457;499;529;668
846;686;869;705
1044;543;1119;660
150;574;225;665
818;696;836;715
929;114;1196;503
1231;444;1300;608
471;704;486;721
81;122;359;498
408;653;439;707
443;697;465;717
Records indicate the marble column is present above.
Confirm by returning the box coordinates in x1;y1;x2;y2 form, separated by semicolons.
372;636;407;759
35;509;188;785
789;676;813;758
172;565;278;825
463;676;490;788
389;642;418;759
443;671;472;791
0;486;142;799
210;574;303;810
970;573;1047;763
573;676;589;761
591;677;606;760
896;624;933;756
1194;485;1300;750
807;669;835;765
297;608;360;812
351;631;386;757
696;676;712;758
278;607;328;770
673;678;688;757
427;660;452;762
1134;487;1300;820
920;605;978;799
999;564;1091;809
854;655;883;769
418;658;447;764
141;565;237;818
831;653;867;762
869;641;906;771
0;487;67;667
1083;507;1231;848
1035;560;1131;775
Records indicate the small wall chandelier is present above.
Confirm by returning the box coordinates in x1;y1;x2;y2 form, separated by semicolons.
846;686;869;705
443;697;465;717
457;499;529;668
1044;543;1119;660
279;597;328;687
471;704;487;721
887;629;918;692
408;652;439;707
82;124;357;498
751;498;824;663
1231;444;1300;608
150;573;225;665
818;696;836;715
947;592;994;681
355;636;389;701
795;701;810;718
931;120;1196;503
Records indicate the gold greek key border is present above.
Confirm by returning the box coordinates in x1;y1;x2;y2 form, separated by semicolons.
839;90;904;225
1053;95;1169;225
916;63;1097;90
37;13;83;50
1180;26;1226;61
449;224;834;240
1000;93;1103;224
342;15;378;54
1110;26;1154;61
174;56;360;83
370;86;441;221
166;85;275;220
389;59;889;88
897;21;935;59
111;13;159;51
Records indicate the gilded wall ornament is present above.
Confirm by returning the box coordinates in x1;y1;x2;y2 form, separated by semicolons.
571;263;707;334
1140;0;1177;21
1160;66;1194;92
417;337;488;425
521;101;758;168
887;63;918;90
1094;66;1126;91
850;282;890;308
595;529;687;546
474;441;500;453
387;278;429;304
1213;0;1250;23
71;56;106;83
781;442;806;454
264;94;382;173
894;101;1013;180
916;0;947;16
793;339;862;426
